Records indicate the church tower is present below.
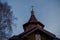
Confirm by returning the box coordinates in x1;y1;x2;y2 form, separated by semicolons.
9;7;59;40
23;6;44;31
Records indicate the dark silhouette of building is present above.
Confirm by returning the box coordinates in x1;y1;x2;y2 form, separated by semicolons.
9;7;60;40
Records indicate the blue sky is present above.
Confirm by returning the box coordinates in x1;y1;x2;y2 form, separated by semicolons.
1;0;60;38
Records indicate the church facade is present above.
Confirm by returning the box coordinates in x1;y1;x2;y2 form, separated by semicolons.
9;7;60;40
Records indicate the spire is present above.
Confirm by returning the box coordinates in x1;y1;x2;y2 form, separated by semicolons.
31;6;34;15
23;6;44;31
28;6;38;22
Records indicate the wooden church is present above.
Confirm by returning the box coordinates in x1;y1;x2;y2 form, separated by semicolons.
9;7;60;40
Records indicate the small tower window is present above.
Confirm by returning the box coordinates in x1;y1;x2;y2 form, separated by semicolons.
35;34;41;40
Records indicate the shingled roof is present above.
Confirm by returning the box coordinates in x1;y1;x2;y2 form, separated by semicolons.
18;27;56;38
9;27;60;40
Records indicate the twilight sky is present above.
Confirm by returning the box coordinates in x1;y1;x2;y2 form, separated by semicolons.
1;0;60;38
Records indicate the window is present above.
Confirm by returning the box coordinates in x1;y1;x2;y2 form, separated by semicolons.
35;34;41;40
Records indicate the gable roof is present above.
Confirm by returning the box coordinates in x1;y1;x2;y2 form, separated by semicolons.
18;27;56;38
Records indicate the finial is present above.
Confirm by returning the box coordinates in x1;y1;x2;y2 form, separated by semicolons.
31;6;34;15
